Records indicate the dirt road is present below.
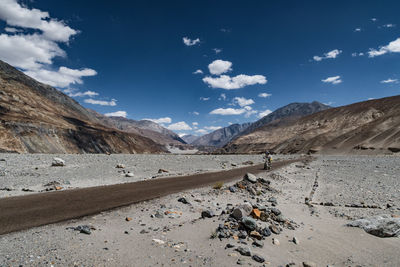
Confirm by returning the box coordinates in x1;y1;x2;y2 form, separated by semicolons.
0;158;303;235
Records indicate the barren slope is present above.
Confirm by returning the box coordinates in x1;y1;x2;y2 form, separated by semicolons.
221;95;400;154
0;60;166;154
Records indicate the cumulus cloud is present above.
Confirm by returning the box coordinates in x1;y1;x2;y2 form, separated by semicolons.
25;66;97;88
258;92;272;98
64;89;99;97
218;93;226;101
322;76;342;84
203;74;267;90
0;1;97;90
383;24;395;28
0;0;77;42
354;28;361;32
234;97;254;107
105;111;127;118
143;117;172;124
200;97;210;101
204;126;222;131
208;59;232;75
195;129;208;134
183;37;200;46
371;18;377;22
258;109;272;118
193;69;203;74
368;37;400;57
210;107;246;115
192;111;199;115
167;121;192;131
192;122;198;126
84;98;117;106
381;78;398;84
313;49;342;61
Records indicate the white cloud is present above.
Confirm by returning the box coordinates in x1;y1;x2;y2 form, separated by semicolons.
258;92;272;98
193;69;203;74
210;107;246;115
204;126;222;131
203;74;267;90
4;26;22;33
25;66;97;88
64;89;99;97
213;48;222;54
383;24;395;28
218;93;226;101
167;121;192;131
182;37;200;46
0;1;97;92
200;97;210;101
354;28;361;32
143;117;172;124
195;129;208;134
0;0;77;42
234;97;254;107
322;76;342;84
208;59;232;75
192;111;199;115
313;49;342;61
258;109;272;118
381;78;398;84
84;98;117;106
192;122;198;126
371;18;377;22
368;37;400;57
105;111;127;118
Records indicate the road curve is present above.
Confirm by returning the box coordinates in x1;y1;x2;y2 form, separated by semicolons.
0;158;303;235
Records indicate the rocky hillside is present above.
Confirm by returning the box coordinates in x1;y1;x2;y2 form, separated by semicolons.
191;123;251;147
238;101;331;138
0;60;166;154
181;134;199;144
88;112;186;146
220;95;400;154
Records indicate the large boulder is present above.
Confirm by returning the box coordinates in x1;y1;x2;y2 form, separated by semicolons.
346;214;400;237
231;203;253;220
244;173;257;183
51;158;65;167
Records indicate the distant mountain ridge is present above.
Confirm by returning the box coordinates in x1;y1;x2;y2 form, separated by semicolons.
220;96;400;154
0;60;166;154
181;134;199;144
191;123;251;147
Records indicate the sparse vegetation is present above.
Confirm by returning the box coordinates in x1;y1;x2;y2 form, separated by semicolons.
213;181;224;190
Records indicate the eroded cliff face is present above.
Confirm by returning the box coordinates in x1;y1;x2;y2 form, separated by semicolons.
0;60;166;154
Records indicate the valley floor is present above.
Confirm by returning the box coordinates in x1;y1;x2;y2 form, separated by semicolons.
0;154;399;266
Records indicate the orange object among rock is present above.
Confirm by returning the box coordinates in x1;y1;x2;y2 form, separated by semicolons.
125;217;132;221
251;208;261;218
55;186;63;190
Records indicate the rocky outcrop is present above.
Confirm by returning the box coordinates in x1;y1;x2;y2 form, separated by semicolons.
0;60;167;154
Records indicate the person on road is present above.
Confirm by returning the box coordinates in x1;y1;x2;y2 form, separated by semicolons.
264;150;272;170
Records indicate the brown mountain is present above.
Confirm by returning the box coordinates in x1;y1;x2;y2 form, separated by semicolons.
220;95;400;154
0;60;166;154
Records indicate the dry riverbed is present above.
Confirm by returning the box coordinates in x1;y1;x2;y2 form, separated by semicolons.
0;154;399;266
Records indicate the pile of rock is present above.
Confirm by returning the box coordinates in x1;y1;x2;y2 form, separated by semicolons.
228;173;278;196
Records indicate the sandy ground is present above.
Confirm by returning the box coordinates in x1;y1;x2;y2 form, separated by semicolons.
0;155;399;267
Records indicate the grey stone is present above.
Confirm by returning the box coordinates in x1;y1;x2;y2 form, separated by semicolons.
229;186;237;193
201;210;215;218
178;197;189;204
244;173;257;183
260;227;272;237
347;214;400;237
242;216;257;231
235;246;251;256
252;254;265;263
51;158;65;167
231;203;252;220
252;240;264;248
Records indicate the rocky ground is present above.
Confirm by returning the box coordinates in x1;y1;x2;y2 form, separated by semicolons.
0;154;283;198
0;154;399;267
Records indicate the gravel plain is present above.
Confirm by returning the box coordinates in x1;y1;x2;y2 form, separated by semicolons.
0;154;399;267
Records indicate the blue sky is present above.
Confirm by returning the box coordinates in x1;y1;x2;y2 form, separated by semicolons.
0;0;399;136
